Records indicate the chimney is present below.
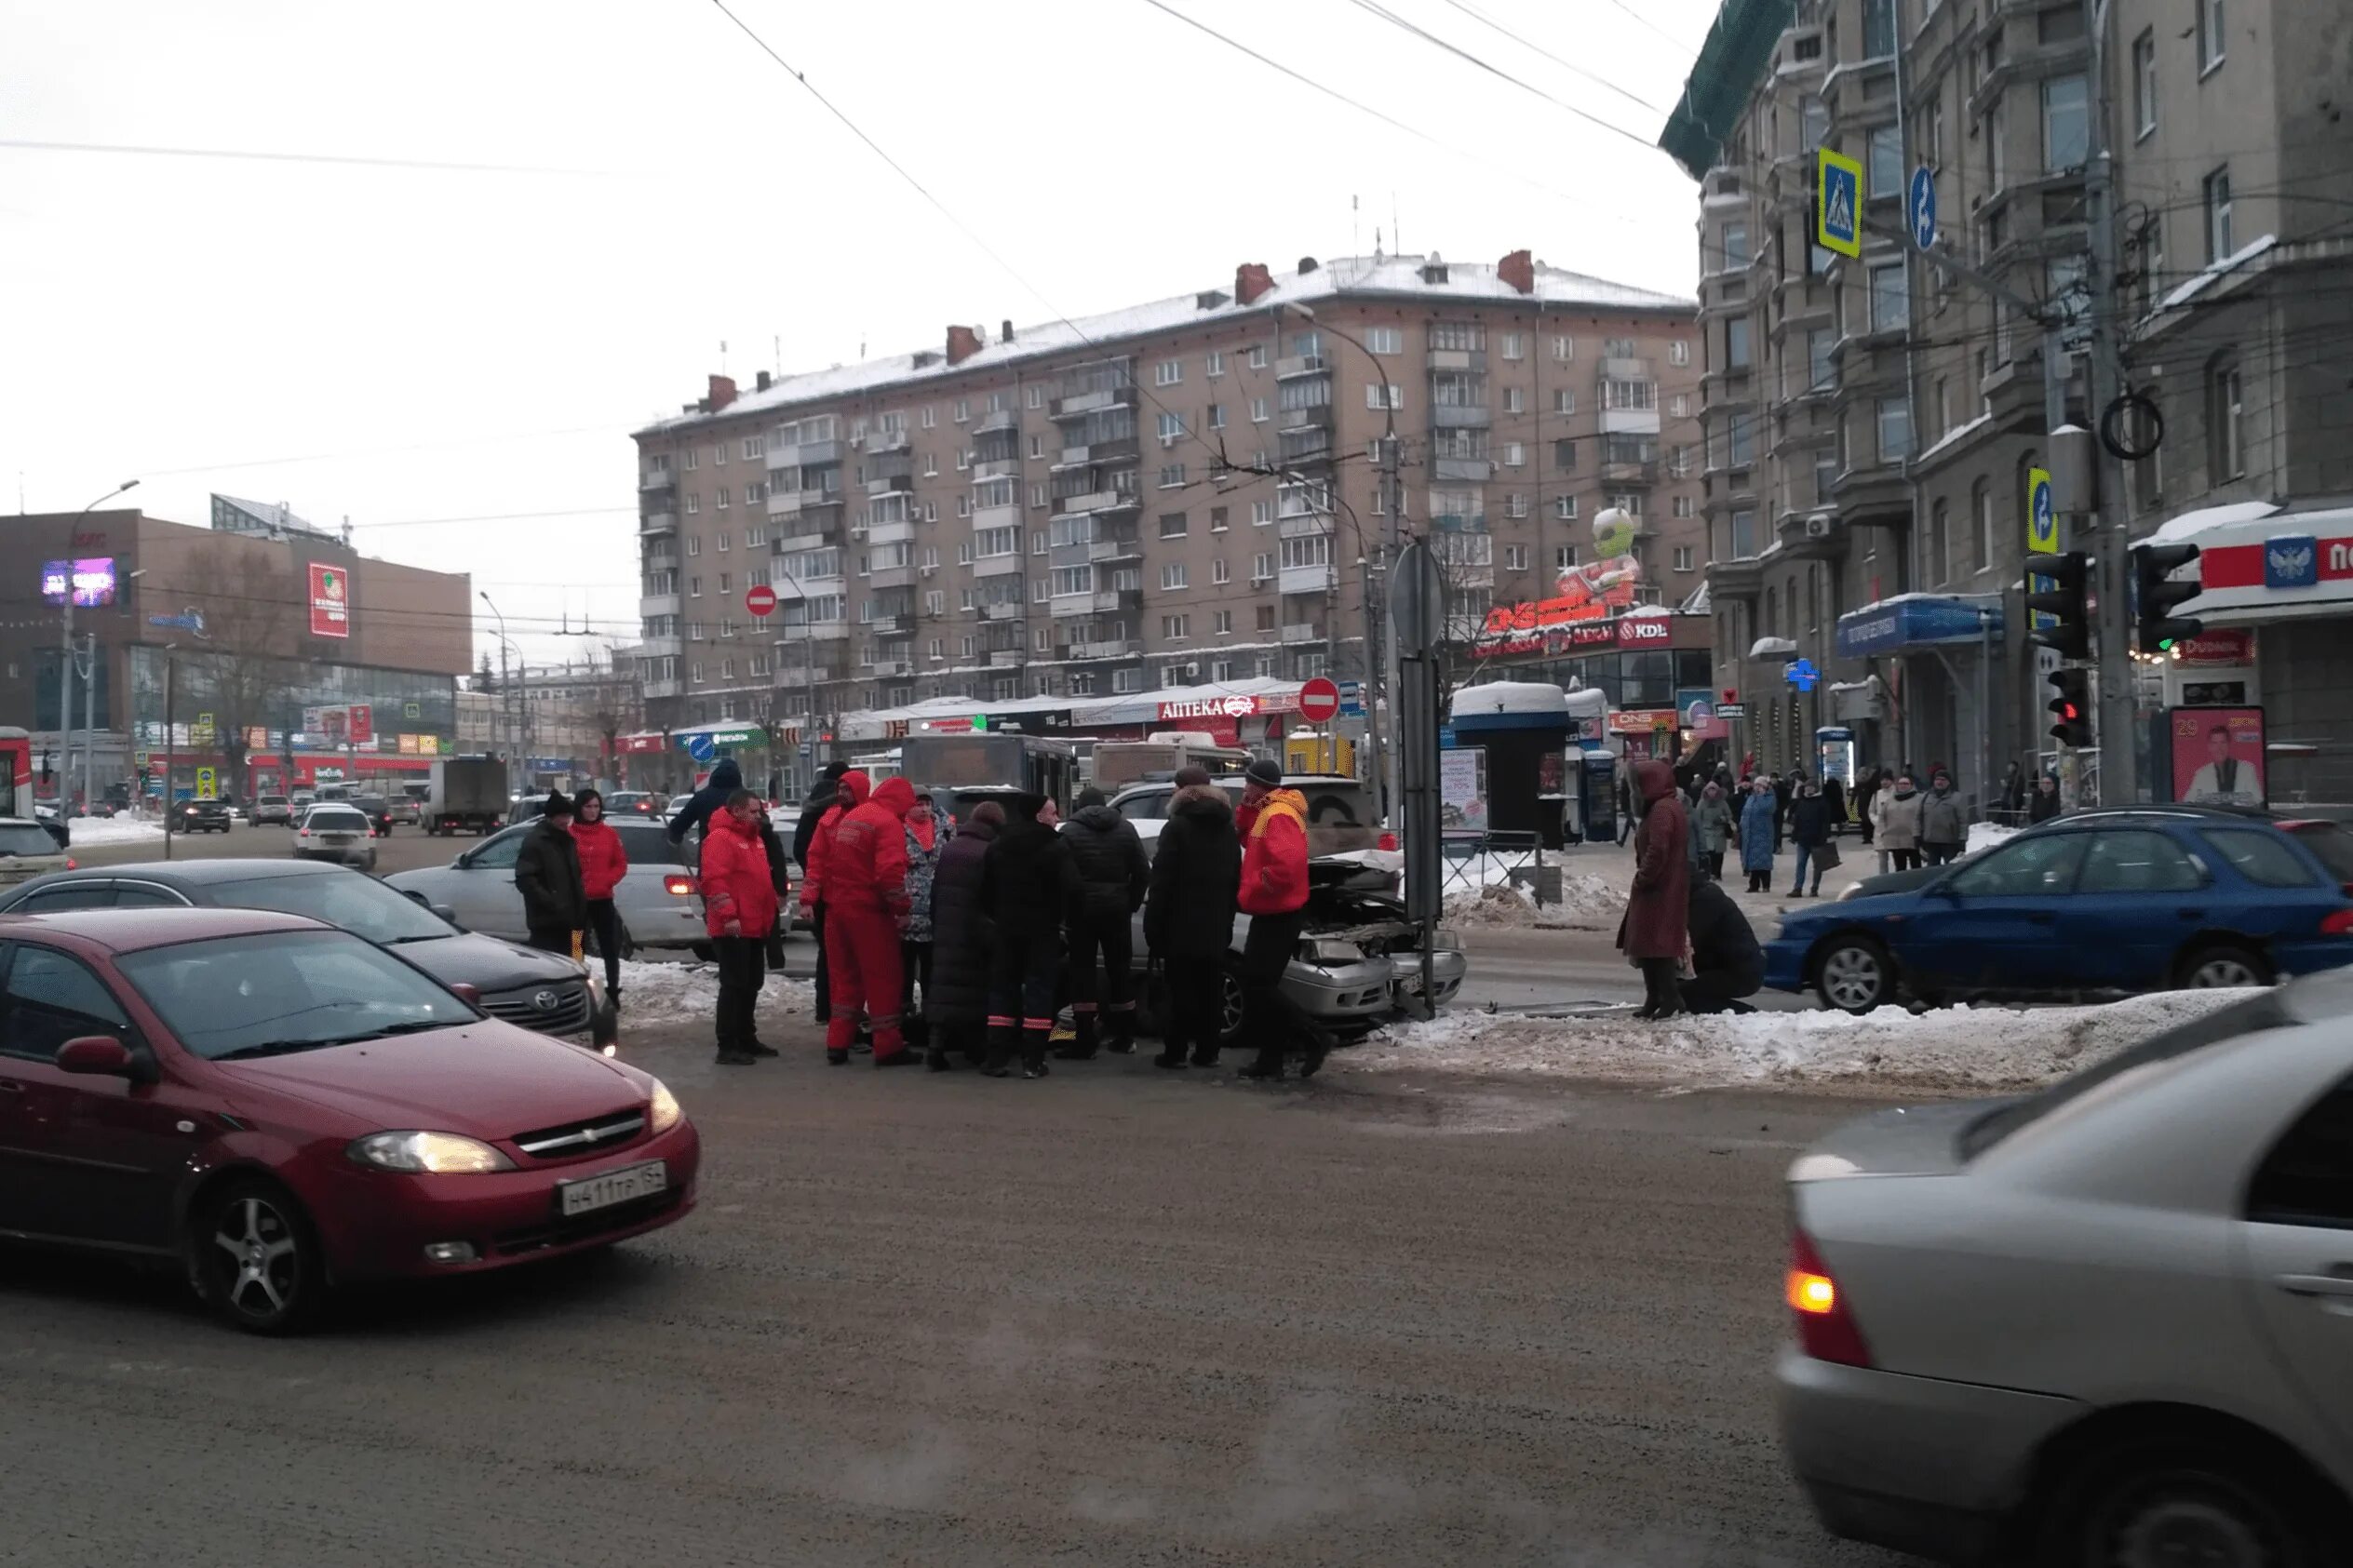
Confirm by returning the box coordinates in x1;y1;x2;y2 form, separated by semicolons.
706;373;738;411
1499;248;1536;295
1000;318;1015;344
947;324;984;365
755;369;773;392
1235;261;1274;305
1297;256;1320;274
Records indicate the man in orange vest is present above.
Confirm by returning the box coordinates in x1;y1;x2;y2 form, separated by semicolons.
1234;758;1332;1081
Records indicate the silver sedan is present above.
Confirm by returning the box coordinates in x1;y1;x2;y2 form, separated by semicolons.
1779;971;2353;1565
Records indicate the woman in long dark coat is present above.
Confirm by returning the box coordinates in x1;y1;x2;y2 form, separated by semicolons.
921;801;1002;1070
1617;759;1691;1020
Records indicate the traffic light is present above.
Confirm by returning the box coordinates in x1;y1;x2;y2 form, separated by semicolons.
2133;541;2204;653
2025;550;2091;661
2047;667;2093;747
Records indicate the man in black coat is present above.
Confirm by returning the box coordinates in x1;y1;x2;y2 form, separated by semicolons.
516;790;588;956
1143;767;1241;1068
1057;786;1150;1059
1679;877;1762;1014
922;801;1001;1071
666;756;745;856
978;793;1082;1079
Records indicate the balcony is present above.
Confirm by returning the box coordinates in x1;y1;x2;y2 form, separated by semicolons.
638;634;682;659
781;438;843;469
1426;348;1486;372
799;488;845;511
1086;535;1142;563
1777;508;1847;561
640;547;679;572
1274;354;1329;381
1069;637;1139;662
1830;459;1910;522
981;600;1023;620
1278;514;1334;541
1051;590;1123;618
1599;407;1662;436
1707;556;1763;599
1430;511;1487;532
868;565;916;591
972;457;1020;481
974;409;1019;436
1281;623;1323;644
639;469;675;492
1054;435;1140;469
1279;563;1337;595
867;518;916;547
1050;384;1137;421
641;678;682;702
639;511;678;537
794;618;851;642
870;658;913;678
974;554;1023;579
638;592;682;620
866;458;914;493
1602;459;1661;485
1055;489;1117;516
865;613;908;638
771;513;836;549
969;503;1018;532
1432;456;1494;483
988;650;1025;668
1431;405;1491;429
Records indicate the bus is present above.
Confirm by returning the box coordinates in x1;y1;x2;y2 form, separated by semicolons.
895;732;1080;821
1088;730;1254;791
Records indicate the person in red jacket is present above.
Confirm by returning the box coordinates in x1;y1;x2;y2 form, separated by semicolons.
821;773;920;1067
701;789;783;1065
569;788;630;1007
799;770;867;1030
1234;757;1331;1081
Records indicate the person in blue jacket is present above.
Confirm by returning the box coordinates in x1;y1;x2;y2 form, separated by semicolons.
1738;777;1779;893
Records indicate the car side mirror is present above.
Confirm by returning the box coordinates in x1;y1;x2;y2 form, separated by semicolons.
448;982;483;1008
401;888;431;908
431;904;460;927
56;1035;134;1077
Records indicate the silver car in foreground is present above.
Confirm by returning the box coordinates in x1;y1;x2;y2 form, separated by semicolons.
1779;973;2353;1565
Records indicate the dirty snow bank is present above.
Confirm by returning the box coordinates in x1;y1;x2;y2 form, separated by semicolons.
1354;988;2256;1093
64;816;166;845
616;958;813;1026
1965;821;2018;854
1441;876;1624;931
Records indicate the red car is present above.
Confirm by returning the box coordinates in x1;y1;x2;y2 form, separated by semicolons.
0;907;699;1333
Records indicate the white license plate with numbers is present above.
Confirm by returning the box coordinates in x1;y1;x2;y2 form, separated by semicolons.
557;1159;666;1217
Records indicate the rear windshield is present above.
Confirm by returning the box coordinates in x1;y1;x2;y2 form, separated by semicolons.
2284;821;2353;883
0;824;60;857
261;796;289;806
306;809;368;828
612;820;689;865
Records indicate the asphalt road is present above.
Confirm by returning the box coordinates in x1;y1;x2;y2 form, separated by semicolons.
0;1019;1912;1568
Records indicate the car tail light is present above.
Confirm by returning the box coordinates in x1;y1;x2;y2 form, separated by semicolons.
2323;909;2353;936
1378;830;1399;851
299;828;310;838
665;874;698;897
63;857;75;870
1787;1228;1872;1367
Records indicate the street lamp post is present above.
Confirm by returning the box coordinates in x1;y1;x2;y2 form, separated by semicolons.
478;592;517;795
59;480;138;811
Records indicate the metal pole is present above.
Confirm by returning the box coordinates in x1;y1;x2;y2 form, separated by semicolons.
2080;0;2135;802
163;653;176;861
56;481;140;813
80;635;96;821
1978;609;1995;821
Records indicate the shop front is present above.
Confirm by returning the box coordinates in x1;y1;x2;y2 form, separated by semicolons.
1834;593;2005;805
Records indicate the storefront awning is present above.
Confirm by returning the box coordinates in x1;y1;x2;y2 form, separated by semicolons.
2162;503;2353;625
1835;595;2004;658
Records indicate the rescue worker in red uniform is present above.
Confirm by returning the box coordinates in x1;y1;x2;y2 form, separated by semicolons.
700;789;783;1065
799;769;867;1034
822;773;921;1067
1235;758;1331;1081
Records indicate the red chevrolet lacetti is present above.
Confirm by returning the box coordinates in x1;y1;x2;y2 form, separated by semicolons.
0;908;699;1333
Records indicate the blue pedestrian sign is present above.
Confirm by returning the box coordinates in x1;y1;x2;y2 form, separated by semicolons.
1815;148;1862;259
1907;166;1938;251
1785;658;1822;693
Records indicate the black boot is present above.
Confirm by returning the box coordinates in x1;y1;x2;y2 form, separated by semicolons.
1020;1026;1052;1079
1239;1044;1284;1081
981;1024;1015;1079
1055;1012;1099;1061
826;1046;850;1066
1104;1008;1137;1054
926;1045;957;1071
1152;1039;1189;1068
1190;1041;1220;1069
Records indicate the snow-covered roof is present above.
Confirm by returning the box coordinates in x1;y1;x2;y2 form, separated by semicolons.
1912;410;1996;468
639;254;1697;436
2158;234;2279;312
1750;636;1797;658
2145;498;2282;545
1450;681;1570;719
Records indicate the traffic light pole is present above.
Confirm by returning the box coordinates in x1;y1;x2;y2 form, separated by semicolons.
2081;0;2137;804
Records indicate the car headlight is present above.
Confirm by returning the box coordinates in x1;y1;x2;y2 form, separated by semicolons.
583;967;605;1006
648;1079;683;1135
1299;937;1367;966
347;1131;515;1173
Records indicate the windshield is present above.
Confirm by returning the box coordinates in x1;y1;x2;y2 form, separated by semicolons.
209;871;451;945
305;810;368;829
0;824;61;857
2284;821;2353;882
116;929;476;1059
261;796;289;806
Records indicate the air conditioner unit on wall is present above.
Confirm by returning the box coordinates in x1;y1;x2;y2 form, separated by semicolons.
1806;514;1834;538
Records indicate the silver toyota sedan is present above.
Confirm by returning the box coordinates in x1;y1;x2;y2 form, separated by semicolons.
1778;972;2353;1565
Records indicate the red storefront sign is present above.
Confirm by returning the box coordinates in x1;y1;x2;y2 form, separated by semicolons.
1617;615;1673;646
2173;627;2256;666
2198;536;2353;589
346;704;373;745
308;562;350;639
1158;693;1267;723
616;733;667;754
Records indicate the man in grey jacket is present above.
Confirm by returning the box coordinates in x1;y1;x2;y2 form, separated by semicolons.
1918;771;1967;865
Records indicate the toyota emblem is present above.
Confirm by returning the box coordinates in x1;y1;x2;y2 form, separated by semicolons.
531;989;559;1012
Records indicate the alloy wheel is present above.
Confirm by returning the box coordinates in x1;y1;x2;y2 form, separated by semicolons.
2189;955;2263;988
1218;971;1247;1041
211;1195;303;1324
1819;944;1885;1012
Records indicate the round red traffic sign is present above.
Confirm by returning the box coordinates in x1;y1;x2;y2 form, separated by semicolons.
745;583;779;618
1298;676;1341;724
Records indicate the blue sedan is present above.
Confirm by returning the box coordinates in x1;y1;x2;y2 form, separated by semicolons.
1765;808;2353;1012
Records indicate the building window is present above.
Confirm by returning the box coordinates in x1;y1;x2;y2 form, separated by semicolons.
2132;29;2158;136
1209;505;1230;532
2210;356;2245;478
1667;340;1689;367
1213;557;1230;584
1204;350;1225;378
1551;334;1575;362
1161;561;1188;590
2042;74;2088;171
1876;397;1913;462
1158;463;1185;489
954;398;970;423
1862;0;1894;56
1554;494;1579;520
1555;545;1580;571
1159;511;1189;539
1726;317;1753;369
1506;492;1529;518
1922;88;1944;168
1365;382;1404;410
1249;396;1270;423
920;405;936;428
1867;125;1903;197
1163;613;1190;639
1028;434;1043;459
1553;388;1577;415
1365;327;1403;355
1553;438;1577;471
685;494;699;515
1801;93;1828;146
1504;386;1525;414
1728;414;1755;466
1252;500;1274;526
2197;0;2225;73
1673;546;1695;572
1928;500;1949;585
689;575;703;597
2204;166;2234;261
1869;262;1909;333
1729;509;1756;559
1673;494;1695;519
1503;543;1527;570
1206;403;1226;430
1499;331;1526;360
1247;343;1267;369
1155;358;1183;386
1972;479;1993;570
1157;410;1186;446
1503;442;1526;468
1808;328;1835;390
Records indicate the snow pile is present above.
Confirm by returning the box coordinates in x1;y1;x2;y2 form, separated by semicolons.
1354;988;2257;1093
615;958;813;1026
65;817;166;845
1965;821;2018;854
1441;874;1623;930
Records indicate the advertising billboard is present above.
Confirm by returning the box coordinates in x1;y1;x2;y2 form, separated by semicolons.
346;704;374;746
308;562;351;638
40;557;117;608
2165;706;2266;807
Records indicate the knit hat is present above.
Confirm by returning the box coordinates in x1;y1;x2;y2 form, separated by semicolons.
1245;757;1283;787
1075;786;1107;809
543;789;574;819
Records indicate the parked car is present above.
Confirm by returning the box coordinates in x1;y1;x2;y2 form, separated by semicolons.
252;794;294;827
1765;808;2353;1012
605;790;666;819
292;804;377;871
0;907;696;1332
386;791;422;826
175;797;232;834
0;858;603;1039
1107;775;1391;856
0;818;74;889
348;794;394;838
289;789;316;812
386;815;706;956
33;801;69;851
1780;972;2353;1562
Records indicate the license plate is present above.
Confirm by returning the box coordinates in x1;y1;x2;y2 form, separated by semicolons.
558;1159;666;1217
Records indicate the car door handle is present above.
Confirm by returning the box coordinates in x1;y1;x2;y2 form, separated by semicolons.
2273;1273;2353;1299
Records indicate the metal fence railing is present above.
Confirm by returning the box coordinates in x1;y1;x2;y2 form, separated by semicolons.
1438;828;1564;906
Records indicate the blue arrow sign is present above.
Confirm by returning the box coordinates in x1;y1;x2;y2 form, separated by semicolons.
1785;658;1822;692
684;732;717;763
1908;166;1938;251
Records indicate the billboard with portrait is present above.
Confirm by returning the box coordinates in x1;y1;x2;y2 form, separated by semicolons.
2166;706;2266;807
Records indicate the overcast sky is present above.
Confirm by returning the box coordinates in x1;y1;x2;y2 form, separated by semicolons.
1;0;1718;670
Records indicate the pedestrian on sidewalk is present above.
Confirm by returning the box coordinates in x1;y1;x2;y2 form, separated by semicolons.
1614;764;1635;846
1144;766;1241;1070
1680;877;1763;1015
799;769;866;1036
1617;759;1690;1020
923;800;1001;1071
1739;777;1778;892
981;792;1082;1079
1235;759;1333;1080
1691;783;1734;882
1059;785;1150;1059
1852;766;1880;845
2029;771;2064;823
516;791;587;958
1919;771;1966;866
1789;777;1835;897
823;774;921;1068
1877;774;1924;873
701;789;782;1065
793;761;852;1027
899;794;944;1056
1822;772;1847;836
1770;771;1793;853
569;788;629;1003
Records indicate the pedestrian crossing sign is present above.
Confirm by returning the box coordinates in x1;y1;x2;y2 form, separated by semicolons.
1816;148;1863;259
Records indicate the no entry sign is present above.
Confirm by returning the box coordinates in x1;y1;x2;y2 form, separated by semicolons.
746;583;779;617
1298;676;1341;724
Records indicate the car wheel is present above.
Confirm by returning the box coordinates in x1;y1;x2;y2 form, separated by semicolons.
2175;945;2274;990
1814;936;1892;1013
2038;1435;2328;1568
1216;961;1248;1045
191;1179;325;1335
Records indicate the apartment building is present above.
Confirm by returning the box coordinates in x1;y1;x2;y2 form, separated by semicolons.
1665;0;2353;803
630;250;1704;747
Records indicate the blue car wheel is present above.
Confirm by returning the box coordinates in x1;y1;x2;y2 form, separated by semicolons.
1816;935;1892;1014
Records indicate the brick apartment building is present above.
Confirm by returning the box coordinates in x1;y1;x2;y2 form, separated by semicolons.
630;250;1706;769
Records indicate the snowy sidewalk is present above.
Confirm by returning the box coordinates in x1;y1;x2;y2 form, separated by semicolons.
1436;835;1876;934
